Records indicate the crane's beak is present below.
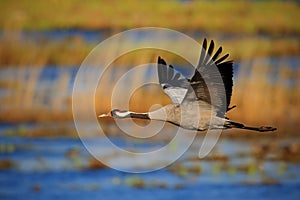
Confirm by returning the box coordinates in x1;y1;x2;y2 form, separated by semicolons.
98;112;111;118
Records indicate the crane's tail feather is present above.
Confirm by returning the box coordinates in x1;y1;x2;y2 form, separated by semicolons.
226;120;277;132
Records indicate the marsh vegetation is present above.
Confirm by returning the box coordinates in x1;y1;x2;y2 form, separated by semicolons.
0;0;299;199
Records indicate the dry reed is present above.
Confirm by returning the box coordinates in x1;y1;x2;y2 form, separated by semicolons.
0;51;299;136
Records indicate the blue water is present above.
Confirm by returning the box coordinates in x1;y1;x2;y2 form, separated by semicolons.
1;128;300;200
1;170;300;200
2;29;299;44
4;29;107;43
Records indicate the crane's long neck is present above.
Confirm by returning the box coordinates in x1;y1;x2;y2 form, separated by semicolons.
112;110;150;120
129;112;150;120
111;107;167;121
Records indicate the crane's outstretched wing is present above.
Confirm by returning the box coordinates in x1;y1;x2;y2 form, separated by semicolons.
182;39;233;116
157;56;189;104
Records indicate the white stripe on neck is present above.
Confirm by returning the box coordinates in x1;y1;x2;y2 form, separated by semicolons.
116;111;131;117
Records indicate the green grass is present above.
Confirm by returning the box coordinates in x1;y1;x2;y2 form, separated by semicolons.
0;0;299;35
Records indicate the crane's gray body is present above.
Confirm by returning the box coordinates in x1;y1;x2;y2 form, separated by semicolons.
149;101;227;131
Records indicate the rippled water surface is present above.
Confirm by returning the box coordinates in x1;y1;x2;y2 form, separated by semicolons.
1;124;300;200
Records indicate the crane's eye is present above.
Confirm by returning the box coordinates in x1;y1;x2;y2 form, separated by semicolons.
163;84;169;89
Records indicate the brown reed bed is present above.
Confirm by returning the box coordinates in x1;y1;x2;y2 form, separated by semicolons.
0;59;300;136
0;33;299;67
0;32;93;67
227;60;300;135
0;49;299;137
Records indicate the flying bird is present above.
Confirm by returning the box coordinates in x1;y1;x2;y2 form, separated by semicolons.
99;39;276;132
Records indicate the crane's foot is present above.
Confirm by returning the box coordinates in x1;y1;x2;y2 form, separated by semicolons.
259;126;277;132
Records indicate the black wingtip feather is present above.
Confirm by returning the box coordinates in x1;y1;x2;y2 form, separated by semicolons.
168;65;174;79
215;54;229;65
192;39;234;114
209;46;223;65
158;56;167;65
203;40;215;65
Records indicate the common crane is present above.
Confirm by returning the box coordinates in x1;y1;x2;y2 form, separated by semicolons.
99;39;276;132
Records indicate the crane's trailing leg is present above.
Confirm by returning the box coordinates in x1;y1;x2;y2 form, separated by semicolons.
227;105;236;112
226;120;277;132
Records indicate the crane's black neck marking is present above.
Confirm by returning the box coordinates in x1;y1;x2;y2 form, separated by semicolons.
129;112;150;120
